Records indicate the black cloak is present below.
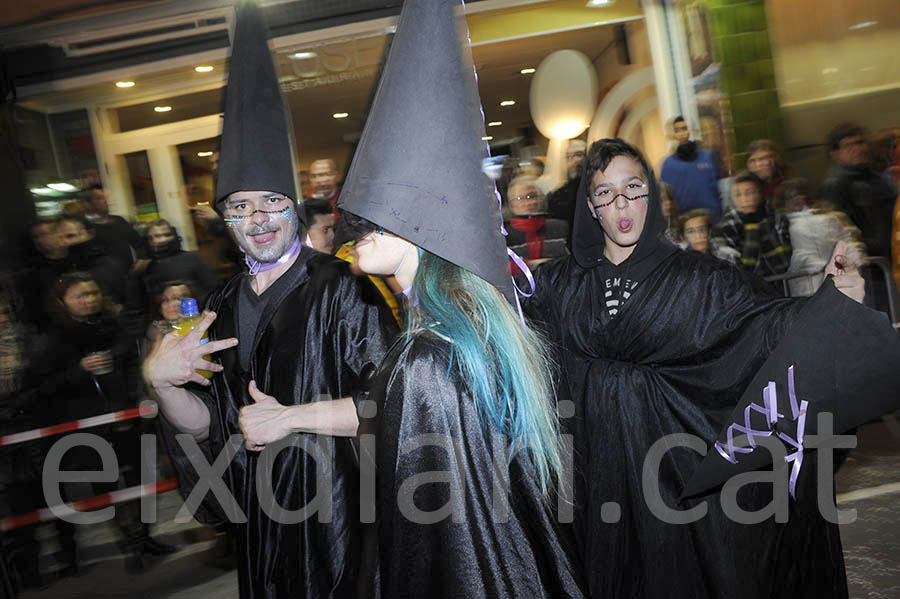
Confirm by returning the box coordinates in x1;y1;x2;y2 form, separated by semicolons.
524;142;856;598
337;0;586;595
163;252;397;598
358;336;586;598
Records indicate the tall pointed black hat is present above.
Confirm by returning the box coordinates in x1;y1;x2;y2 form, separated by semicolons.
337;0;514;302
215;1;297;208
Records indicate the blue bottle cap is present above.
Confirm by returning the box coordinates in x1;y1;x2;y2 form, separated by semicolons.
181;298;200;317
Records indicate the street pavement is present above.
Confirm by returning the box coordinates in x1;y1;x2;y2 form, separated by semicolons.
17;413;900;598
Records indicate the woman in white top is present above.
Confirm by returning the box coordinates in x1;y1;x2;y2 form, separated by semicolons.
780;178;866;296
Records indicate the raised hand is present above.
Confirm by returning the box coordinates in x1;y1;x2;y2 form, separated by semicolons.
143;311;238;389
824;241;865;304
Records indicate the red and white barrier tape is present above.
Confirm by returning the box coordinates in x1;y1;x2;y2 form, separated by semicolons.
0;478;177;532
0;401;158;448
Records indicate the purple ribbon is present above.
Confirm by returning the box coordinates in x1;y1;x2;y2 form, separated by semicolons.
714;364;809;498
243;235;302;276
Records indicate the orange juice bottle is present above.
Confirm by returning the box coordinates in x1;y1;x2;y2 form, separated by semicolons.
172;298;213;379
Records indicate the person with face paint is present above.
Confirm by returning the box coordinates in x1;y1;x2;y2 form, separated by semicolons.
520;137;900;599
239;1;585;596
142;3;397;597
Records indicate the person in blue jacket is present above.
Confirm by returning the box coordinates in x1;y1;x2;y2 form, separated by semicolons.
660;116;722;219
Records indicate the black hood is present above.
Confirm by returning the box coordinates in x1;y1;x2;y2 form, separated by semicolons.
571;139;677;275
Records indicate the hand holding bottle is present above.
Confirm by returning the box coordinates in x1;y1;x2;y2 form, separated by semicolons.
144;309;237;389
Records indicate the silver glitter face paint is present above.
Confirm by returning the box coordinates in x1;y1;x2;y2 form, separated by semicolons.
223;204;293;228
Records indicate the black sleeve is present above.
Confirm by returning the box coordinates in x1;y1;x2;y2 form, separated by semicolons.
156;386;229;528
334;273;400;406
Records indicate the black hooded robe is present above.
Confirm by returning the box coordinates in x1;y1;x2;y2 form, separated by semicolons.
524;158;850;598
163;251;398;598
359;335;586;598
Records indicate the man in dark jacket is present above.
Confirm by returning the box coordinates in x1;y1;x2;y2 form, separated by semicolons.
143;4;397;597
130;220;219;312
83;185;143;267
821;123;897;259
822;122;897;311
58;216;130;307
546;139;587;239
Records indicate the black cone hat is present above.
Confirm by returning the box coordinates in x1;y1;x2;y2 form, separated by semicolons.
215;1;297;207
337;0;514;302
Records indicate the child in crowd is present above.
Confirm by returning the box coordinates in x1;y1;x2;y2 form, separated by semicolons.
712;170;792;279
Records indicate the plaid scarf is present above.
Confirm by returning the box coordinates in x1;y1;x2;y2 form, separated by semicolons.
712;207;792;277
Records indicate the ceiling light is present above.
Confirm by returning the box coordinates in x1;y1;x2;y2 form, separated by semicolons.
520;68;536;75
30;187;55;196
47;182;77;192
197;151;214;157
332;112;349;119
586;0;614;6
481;136;493;141
499;100;515;107
115;81;135;88
488;121;502;127
154;105;173;113
290;51;317;60
849;21;878;30
194;65;214;73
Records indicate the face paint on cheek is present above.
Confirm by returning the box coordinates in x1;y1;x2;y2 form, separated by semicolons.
224;216;246;228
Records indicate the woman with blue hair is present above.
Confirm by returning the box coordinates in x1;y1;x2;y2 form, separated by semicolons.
239;0;583;596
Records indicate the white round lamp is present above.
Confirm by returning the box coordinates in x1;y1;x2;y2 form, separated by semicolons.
529;50;599;191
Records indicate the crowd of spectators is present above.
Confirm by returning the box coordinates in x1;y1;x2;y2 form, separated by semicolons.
0;188;236;589
1;119;899;590
0;147;401;591
517;120;898;306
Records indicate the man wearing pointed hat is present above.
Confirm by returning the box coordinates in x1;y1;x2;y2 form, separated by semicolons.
143;2;397;597
240;0;586;596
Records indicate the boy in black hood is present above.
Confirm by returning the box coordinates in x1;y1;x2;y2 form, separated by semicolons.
523;138;886;599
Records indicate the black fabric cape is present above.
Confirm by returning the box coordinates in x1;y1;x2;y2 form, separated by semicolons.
163;250;398;598
358;335;586;598
524;146;850;598
527;252;849;598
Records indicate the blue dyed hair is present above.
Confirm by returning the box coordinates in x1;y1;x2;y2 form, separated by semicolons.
407;250;562;497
